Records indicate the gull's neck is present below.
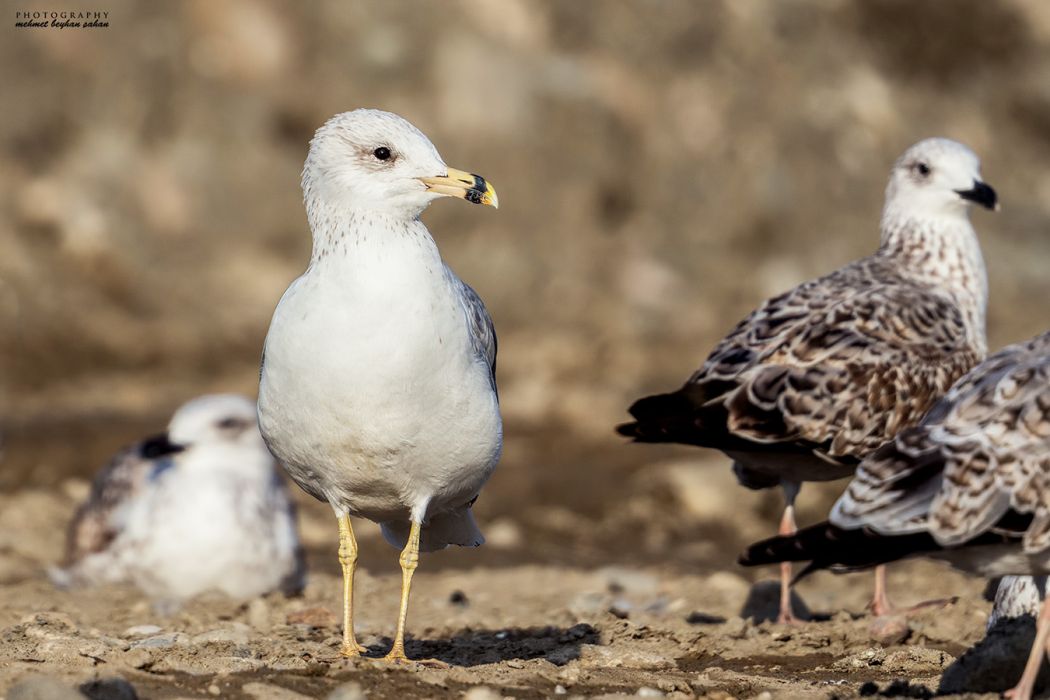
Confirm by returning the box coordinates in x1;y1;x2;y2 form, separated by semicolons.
878;205;988;350
305;196;441;271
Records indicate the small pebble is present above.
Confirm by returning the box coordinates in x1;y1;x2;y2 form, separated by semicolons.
600;567;659;596
247;598;271;632
608;599;632;619
449;590;469;606
286;606;337;628
208;684;221;696
685;611;725;625
327;682;365;700
636;688;663;698
554;685;567;695
123;625;163;638
462;687;501;700
484;518;523;549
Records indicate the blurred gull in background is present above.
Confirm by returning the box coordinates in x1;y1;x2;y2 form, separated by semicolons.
54;394;305;609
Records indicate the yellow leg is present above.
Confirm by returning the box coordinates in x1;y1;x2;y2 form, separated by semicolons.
381;521;446;666
383;520;421;662
337;514;368;657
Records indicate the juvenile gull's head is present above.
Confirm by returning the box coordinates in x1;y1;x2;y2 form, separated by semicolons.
884;137;997;222
301;109;497;220
166;394;263;451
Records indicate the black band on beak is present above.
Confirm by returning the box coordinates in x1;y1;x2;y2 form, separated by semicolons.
139;433;186;459
955;181;998;210
464;175;489;205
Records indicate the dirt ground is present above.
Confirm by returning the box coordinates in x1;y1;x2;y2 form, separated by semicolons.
0;430;1042;700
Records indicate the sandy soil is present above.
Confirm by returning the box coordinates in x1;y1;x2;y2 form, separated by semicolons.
0;435;1042;700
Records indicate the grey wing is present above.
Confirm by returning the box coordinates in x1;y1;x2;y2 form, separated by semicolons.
451;272;498;393
65;443;155;564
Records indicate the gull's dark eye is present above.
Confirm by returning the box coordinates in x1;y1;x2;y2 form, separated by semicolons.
373;147;391;161
217;417;245;430
916;162;931;177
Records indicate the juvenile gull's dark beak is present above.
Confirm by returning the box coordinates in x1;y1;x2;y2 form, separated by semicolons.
139;433;186;459
955;181;999;211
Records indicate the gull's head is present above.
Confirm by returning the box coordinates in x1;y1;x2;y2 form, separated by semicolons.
165;394;265;452
302;109;497;219
885;138;998;220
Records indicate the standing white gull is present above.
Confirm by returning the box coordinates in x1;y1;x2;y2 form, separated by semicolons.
258;109;501;664
740;330;1050;700
618;138;997;622
56;394;305;606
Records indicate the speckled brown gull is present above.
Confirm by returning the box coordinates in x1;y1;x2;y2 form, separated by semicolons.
619;138;997;622
740;330;1050;699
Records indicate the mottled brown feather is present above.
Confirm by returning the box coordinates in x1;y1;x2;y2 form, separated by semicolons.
64;444;154;565
833;331;1050;553
675;255;983;467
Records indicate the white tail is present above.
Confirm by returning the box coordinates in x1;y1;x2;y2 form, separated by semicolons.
381;508;485;552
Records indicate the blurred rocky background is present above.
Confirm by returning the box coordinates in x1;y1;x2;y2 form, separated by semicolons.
4;0;1050;575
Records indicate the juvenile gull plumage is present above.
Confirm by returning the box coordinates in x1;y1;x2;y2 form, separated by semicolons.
740;330;1050;699
990;576;1048;628
57;394;305;606
258;109;501;663
618;138;997;622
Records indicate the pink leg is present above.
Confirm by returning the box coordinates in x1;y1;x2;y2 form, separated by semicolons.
870;565;894;616
1005;595;1050;700
777;503;799;624
868;564;957;617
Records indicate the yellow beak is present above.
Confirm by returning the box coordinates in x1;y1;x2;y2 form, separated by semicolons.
419;167;499;209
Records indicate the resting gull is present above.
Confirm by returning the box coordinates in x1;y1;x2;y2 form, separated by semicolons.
740;330;1050;699
56;394;305;606
619;138;997;622
258;109;501;663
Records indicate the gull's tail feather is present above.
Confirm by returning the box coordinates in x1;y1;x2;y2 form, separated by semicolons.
616;390;700;443
381;508;485;553
739;520;942;582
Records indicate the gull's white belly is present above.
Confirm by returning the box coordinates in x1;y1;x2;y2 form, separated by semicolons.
118;468;300;601
258;271;502;522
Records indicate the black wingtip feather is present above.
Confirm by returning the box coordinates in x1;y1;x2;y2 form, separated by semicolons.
616;391;699;442
739;521;944;581
615;421;640;438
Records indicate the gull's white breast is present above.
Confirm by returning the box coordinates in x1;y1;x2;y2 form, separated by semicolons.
258;231;502;523
110;444;301;601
